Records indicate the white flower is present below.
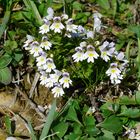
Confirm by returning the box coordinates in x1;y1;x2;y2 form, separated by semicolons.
61;14;69;20
29;42;43;57
106;63;121;80
65;18;78;33
43;58;56;73
39;20;50;34
46;7;54;20
93;12;102;33
116;52;125;61
36;54;47;66
52;84;65;97
40;37;52;50
128;129;136;139
99;41;115;62
72;47;85;62
23;35;34;49
59;72;72;88
86;30;94;39
80;41;87;47
100;51;110;62
84;45;99;63
77;25;86;34
50;17;65;33
40;74;48;85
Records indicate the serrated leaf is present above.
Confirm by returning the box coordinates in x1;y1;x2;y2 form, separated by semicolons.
118;108;140;118
53;122;68;138
66;106;81;125
0;54;12;69
99;115;122;134
0;67;12;85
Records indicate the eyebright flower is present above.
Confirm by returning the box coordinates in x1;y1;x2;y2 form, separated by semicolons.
52;83;65;98
36;54;47;66
59;72;72;88
84;45;99;63
106;63;122;84
40;73;48;85
40;36;52;50
93;12;102;32
72;47;85;62
80;41;87;47
99;41;115;62
65;18;78;33
39;19;51;34
50;17;65;33
86;30;94;39
23;35;34;49
29;42;43;57
43;58;56;73
46;7;54;20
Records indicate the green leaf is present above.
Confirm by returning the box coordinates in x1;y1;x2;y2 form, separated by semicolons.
66;106;81;125
53;121;68;138
84;116;95;126
0;54;12;69
118;108;140;118
99;115;122;134
39;99;56;140
73;123;82;135
97;0;110;10
128;25;140;38
0;67;12;85
5;115;12;135
0;11;11;39
64;133;81;140
72;1;83;11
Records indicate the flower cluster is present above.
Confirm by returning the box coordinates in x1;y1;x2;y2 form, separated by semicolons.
72;40;128;84
23;7;75;98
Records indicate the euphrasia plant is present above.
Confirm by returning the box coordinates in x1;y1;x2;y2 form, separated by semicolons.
23;7;128;97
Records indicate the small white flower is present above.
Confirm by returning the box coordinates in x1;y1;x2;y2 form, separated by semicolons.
45;77;54;88
93;12;102;33
46;7;54;20
84;45;99;63
30;42;43;57
80;41;87;47
43;58;56;72
36;54;47;66
100;51;110;62
86;30;94;39
65;18;78;33
106;63;121;80
77;25;86;34
39;20;50;34
116;52;125;61
61;14;69;20
40;74;48;85
23;35;34;49
50;17;65;33
128;129;136;139
59;72;72;88
52;84;65;97
40;37;52;50
72;47;85;62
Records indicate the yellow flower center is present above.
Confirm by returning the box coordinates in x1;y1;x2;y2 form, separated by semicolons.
54;23;60;29
111;69;116;73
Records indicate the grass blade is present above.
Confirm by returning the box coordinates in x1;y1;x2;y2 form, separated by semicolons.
27;121;37;140
39;99;56;140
